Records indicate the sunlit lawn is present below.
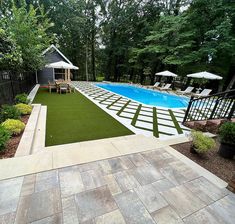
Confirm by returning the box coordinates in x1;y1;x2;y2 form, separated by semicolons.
33;88;133;146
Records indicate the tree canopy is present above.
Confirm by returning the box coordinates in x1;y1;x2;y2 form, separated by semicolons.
0;0;235;88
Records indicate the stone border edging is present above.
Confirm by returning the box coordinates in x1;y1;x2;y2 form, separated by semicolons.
27;84;40;103
14;104;41;157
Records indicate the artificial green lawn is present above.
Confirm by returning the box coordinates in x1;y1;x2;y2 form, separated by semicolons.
33;88;133;146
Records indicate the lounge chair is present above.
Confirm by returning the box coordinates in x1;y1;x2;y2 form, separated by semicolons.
194;89;212;97
177;86;194;95
148;82;160;89
159;83;172;91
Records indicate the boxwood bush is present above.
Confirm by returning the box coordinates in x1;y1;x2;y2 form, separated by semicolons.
15;103;32;115
1;119;25;135
0;125;11;151
0;105;21;123
15;93;30;104
191;131;216;153
218;122;235;145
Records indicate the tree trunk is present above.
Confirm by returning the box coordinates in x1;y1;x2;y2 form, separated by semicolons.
91;4;96;81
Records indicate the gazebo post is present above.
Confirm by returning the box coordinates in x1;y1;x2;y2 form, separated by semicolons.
68;69;71;82
65;69;67;81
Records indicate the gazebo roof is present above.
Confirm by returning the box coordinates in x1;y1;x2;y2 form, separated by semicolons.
187;71;222;80
45;61;78;70
155;70;178;77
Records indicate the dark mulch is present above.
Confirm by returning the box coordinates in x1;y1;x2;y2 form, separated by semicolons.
172;140;235;183
0;115;29;159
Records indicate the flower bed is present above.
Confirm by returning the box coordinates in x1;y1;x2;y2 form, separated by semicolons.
172;139;234;183
0;93;32;159
0;115;29;159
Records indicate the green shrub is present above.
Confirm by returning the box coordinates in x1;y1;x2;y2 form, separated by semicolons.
1;119;25;135
218;122;235;145
0;104;21;122
191;131;216;153
15;103;32;115
0;125;11;151
15;93;30;104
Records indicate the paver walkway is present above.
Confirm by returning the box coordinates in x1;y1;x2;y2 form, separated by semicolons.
0;145;234;223
72;81;190;138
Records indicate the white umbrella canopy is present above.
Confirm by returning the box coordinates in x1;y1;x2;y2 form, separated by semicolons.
187;71;222;80
45;61;79;70
155;70;178;77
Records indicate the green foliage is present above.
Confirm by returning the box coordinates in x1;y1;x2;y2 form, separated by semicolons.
0;28;22;70
218;122;235;145
1;119;25;135
0;105;21;123
15;103;32;115
0;125;11;152
191;131;216;153
15;93;30;104
1;0;53;71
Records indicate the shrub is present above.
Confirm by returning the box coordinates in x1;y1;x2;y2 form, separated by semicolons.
0;104;21;122
0;125;11;151
15;93;30;104
1;119;25;135
218;122;235;145
15;103;32;115
191;131;216;153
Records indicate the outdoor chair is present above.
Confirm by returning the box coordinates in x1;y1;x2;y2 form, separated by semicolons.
159;83;172;91
59;83;69;94
177;86;194;95
48;81;57;93
68;84;75;93
147;82;160;89
193;89;212;97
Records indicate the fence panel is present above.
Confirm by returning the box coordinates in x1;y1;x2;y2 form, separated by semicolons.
0;71;36;106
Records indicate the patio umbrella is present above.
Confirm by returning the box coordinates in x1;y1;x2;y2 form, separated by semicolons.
45;61;79;70
45;61;78;82
187;71;222;80
155;70;178;77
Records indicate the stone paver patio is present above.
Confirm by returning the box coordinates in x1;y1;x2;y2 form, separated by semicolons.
0;145;234;224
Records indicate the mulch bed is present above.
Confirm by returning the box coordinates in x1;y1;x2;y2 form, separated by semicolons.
0;115;29;159
172;140;235;183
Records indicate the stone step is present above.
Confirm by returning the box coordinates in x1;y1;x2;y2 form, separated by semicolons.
31;105;47;154
15;104;41;157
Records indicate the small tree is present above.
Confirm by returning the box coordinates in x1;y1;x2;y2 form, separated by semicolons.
2;0;53;71
0;28;22;70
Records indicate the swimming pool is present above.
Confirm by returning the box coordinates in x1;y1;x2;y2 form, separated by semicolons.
95;83;189;109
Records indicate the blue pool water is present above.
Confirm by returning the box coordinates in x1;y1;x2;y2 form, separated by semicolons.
95;83;189;108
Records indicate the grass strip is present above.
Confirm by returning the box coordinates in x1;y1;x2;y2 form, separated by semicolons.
107;97;123;109
99;94;116;104
93;92;108;100
131;104;142;126
153;107;159;138
168;109;183;134
117;100;131;116
158;131;173;136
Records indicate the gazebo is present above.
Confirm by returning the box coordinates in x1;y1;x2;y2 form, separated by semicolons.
155;70;178;86
45;61;79;82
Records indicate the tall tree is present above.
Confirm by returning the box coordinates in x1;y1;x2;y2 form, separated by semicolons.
1;0;53;71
